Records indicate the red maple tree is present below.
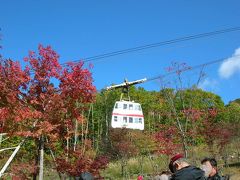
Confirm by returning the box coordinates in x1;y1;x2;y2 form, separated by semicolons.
0;44;108;179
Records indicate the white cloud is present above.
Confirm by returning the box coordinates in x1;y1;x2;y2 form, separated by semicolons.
198;78;218;91
219;48;240;79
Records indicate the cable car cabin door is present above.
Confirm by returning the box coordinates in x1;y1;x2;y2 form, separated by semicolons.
111;101;144;130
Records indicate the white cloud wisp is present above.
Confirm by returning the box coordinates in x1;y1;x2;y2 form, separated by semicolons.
219;48;240;79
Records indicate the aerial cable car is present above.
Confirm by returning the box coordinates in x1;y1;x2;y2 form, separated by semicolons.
106;78;147;130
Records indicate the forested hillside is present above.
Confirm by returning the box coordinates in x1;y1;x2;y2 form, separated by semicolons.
0;45;240;179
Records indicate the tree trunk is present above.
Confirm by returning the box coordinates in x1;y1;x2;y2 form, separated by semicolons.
176;117;188;157
104;94;109;137
91;105;95;149
83;105;91;153
96;118;101;152
121;159;125;177
81;113;84;154
66;126;69;161
46;138;63;179
166;91;188;158
39;136;44;180
181;133;188;158
74;119;78;151
105;112;108;137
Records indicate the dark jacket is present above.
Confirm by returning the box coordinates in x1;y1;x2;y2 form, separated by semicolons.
171;165;206;180
207;173;223;180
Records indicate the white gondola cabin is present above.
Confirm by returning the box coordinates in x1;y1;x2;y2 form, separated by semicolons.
111;100;144;130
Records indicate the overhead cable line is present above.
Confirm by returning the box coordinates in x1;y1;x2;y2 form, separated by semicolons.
63;26;240;65
146;54;240;82
103;54;240;91
28;26;240;75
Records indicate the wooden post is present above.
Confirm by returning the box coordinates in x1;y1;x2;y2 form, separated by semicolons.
0;140;25;178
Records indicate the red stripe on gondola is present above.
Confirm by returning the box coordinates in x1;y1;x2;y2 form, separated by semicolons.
112;113;144;117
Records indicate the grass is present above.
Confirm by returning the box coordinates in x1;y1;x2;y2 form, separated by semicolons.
1;144;240;179
101;144;240;180
101;155;171;179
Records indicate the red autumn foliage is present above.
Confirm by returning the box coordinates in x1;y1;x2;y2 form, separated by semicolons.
198;108;233;153
154;125;181;156
0;44;96;135
108;129;139;159
56;150;108;178
182;108;205;121
0;44;100;177
10;161;37;180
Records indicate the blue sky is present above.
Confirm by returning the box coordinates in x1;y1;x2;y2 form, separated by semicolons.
1;0;240;104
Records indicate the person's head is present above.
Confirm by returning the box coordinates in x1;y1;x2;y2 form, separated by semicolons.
158;174;170;180
158;171;171;180
169;154;190;173
201;157;218;177
79;172;94;180
160;170;172;176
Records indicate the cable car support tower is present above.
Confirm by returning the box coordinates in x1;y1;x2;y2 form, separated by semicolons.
106;78;147;100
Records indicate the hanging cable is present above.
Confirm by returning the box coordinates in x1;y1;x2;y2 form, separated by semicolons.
146;55;240;82
61;26;240;65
